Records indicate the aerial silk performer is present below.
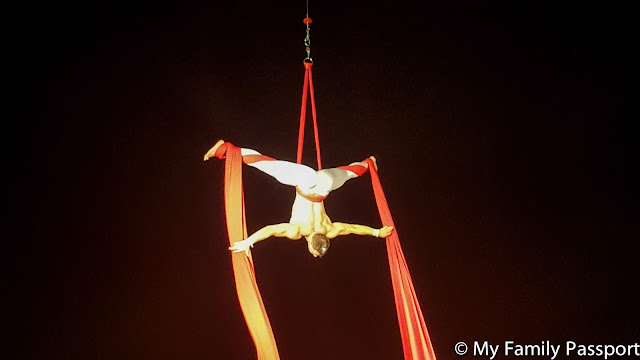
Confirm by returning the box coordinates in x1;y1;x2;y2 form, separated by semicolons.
204;5;437;359
204;140;394;256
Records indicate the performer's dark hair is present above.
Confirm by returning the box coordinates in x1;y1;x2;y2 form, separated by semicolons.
310;233;330;257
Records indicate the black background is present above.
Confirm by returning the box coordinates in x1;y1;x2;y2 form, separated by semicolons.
5;1;638;359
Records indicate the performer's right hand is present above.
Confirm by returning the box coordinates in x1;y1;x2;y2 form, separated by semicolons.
229;239;254;256
378;226;394;238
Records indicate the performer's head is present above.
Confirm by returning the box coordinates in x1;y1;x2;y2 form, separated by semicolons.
306;233;330;258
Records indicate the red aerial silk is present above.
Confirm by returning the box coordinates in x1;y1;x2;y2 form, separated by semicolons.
364;158;438;360
297;62;322;169
222;144;280;360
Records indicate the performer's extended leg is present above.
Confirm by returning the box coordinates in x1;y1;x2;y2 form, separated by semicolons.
315;156;376;193
204;140;317;189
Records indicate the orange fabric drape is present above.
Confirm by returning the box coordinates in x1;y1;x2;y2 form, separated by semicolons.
365;158;438;360
297;61;322;169
223;144;280;360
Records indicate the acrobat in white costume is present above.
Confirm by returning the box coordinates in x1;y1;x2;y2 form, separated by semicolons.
204;140;393;258
238;147;370;199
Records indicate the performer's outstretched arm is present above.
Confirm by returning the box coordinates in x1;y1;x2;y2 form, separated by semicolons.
229;223;302;255
330;223;394;239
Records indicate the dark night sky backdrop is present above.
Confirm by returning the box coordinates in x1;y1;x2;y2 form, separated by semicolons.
5;1;638;359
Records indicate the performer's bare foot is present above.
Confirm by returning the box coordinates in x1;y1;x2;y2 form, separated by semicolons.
204;140;225;161
369;156;378;171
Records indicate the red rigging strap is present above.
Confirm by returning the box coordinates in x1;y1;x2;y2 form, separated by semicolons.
297;62;322;169
364;158;438;360
223;144;280;360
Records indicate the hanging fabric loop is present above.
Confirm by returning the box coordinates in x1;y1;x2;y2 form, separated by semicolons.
296;61;322;169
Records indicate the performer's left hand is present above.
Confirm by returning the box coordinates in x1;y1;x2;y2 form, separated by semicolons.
229;239;254;255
